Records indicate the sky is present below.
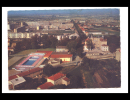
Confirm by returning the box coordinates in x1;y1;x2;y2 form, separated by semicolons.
8;9;120;16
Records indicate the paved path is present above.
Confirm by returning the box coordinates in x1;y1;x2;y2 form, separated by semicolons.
8;56;23;68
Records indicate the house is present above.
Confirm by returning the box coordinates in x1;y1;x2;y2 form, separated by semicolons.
47;72;70;86
37;72;70;89
101;44;109;51
9;76;26;90
56;46;69;52
50;53;73;62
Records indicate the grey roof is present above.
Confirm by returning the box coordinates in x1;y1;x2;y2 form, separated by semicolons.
10;77;26;86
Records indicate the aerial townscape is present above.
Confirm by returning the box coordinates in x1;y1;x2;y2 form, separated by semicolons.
8;9;121;90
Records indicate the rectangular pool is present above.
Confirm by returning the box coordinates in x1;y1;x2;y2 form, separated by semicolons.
22;59;36;65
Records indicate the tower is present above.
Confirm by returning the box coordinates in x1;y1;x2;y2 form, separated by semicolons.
21;22;23;27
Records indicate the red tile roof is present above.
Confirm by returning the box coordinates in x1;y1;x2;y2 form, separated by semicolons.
47;72;66;81
50;54;73;58
63;77;70;82
38;82;54;89
101;44;108;46
35;51;53;58
9;75;18;81
17;67;43;77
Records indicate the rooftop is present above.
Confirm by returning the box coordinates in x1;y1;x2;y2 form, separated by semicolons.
10;77;26;86
63;77;70;82
17;67;43;77
47;72;66;81
9;75;18;81
50;54;73;58
35;51;53;58
101;44;108;46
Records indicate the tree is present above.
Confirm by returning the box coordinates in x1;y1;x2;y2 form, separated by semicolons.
109;43;117;53
86;39;93;50
57;38;70;46
77;46;83;57
41;34;51;48
15;41;22;51
49;36;58;48
31;34;39;49
43;64;54;76
67;40;77;51
21;39;31;50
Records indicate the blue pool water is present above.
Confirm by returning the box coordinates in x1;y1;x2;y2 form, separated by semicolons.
22;59;36;65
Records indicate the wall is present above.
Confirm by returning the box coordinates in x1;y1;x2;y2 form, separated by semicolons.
56;48;68;52
47;79;54;85
62;79;70;86
60;58;71;62
101;46;109;51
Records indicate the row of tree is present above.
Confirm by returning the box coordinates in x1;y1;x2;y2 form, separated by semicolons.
15;34;58;52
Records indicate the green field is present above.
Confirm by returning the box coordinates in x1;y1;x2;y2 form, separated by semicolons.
14;48;55;55
94;27;120;36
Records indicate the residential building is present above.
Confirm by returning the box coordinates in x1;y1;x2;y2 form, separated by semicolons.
50;53;73;62
56;46;69;52
101;44;109;51
37;72;70;89
47;72;70;86
9;76;26;90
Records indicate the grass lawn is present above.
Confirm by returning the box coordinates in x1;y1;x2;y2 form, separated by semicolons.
94;27;120;36
14;48;55;55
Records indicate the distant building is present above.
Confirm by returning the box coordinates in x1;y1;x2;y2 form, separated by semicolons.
101;44;109;51
57;35;62;41
56;46;69;52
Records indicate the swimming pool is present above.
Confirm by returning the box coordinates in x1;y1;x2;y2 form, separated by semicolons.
22;59;36;65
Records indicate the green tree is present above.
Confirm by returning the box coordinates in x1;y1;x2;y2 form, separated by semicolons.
57;38;70;46
15;41;22;51
41;34;51;48
109;43;117;53
77;46;83;57
49;36;58;48
31;34;39;49
86;39;92;50
67;40;77;51
21;39;31;50
43;64;54;76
